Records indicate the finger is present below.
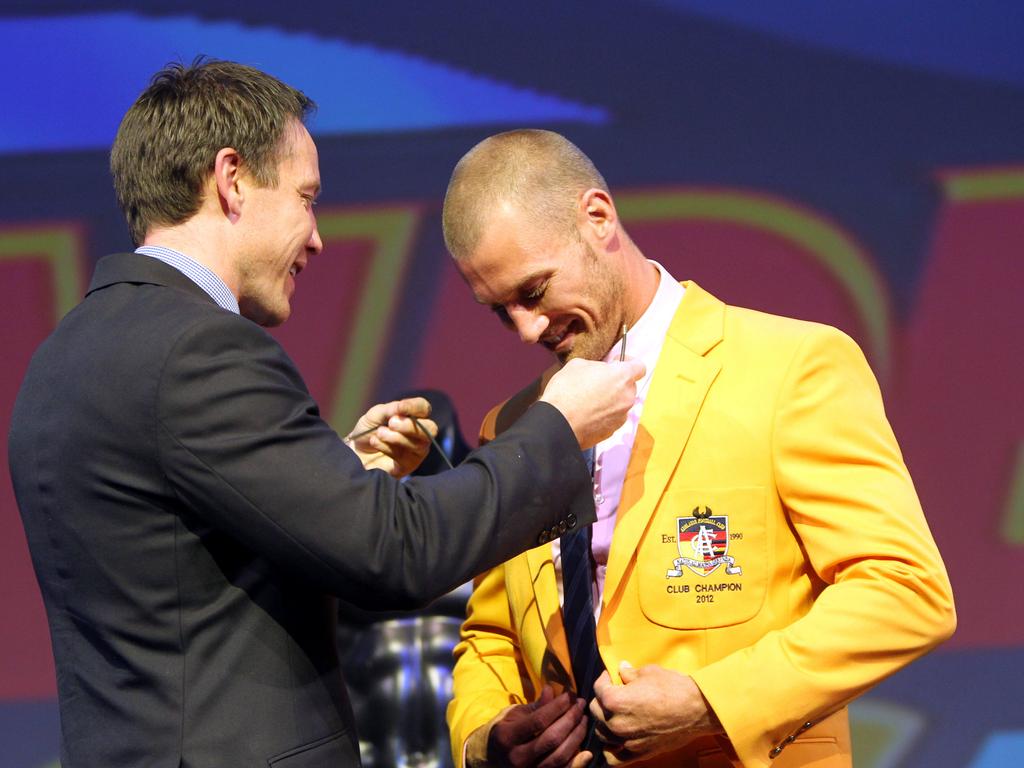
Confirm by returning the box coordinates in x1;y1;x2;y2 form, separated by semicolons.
363;400;400;424
346;400;400;441
377;421;435;456
503;691;576;743
373;426;423;454
395;396;431;419
529;685;556;710
363;434;401;459
593;717;626;746
604;742;643;766
589;695;609;725
592;670;612;696
618;660;638;684
590;692;629;746
534;699;588;768
529;691;580;732
569;751;593;768
620;735;657;756
349;426;392;454
410;415;439;439
388;415;437;443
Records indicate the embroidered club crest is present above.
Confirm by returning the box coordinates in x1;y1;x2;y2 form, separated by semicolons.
667;506;742;578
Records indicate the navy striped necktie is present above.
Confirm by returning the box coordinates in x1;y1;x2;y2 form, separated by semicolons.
561;448;606;763
560;447;604;701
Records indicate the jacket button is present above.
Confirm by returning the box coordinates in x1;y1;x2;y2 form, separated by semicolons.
537;531;550;545
770;746;783;757
567;513;577;528
802;721;813;730
558;519;569;533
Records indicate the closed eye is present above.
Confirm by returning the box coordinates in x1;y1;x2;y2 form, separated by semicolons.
522;282;547;305
487;278;548;328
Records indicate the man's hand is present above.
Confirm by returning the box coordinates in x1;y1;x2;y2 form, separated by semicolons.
344;397;436;478
476;687;593;768
539;359;645;449
590;662;722;765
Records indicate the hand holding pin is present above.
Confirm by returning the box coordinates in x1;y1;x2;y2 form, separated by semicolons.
345;415;454;470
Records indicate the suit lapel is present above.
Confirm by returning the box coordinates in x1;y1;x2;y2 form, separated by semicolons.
509;282;727;681
524;545;574;676
600;282;725;623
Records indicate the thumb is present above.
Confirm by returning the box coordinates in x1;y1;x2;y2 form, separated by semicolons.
613;358;646;382
349;401;390;435
619;660;638;684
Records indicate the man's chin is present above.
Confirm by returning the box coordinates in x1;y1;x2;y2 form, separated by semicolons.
556;341;607;365
240;298;290;327
264;303;291;327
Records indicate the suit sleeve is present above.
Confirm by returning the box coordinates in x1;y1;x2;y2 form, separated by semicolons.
155;312;594;609
691;325;956;766
447;562;529;767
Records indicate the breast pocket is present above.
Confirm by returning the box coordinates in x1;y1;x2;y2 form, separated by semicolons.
636;487;766;629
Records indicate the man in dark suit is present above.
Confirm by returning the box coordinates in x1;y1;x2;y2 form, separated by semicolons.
7;60;643;767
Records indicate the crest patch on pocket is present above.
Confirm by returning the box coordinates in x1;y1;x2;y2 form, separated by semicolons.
666;506;743;578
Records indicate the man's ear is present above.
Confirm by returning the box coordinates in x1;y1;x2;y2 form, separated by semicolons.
213;147;244;222
579;188;617;243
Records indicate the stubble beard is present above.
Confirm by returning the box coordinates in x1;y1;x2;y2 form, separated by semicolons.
558;246;626;364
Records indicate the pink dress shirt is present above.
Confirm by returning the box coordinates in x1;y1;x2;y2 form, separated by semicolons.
553;262;684;617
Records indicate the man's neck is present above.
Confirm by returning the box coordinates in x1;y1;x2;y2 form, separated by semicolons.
142;224;239;297
623;249;661;328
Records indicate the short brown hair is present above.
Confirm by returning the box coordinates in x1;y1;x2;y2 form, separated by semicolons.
442;129;607;260
110;58;315;245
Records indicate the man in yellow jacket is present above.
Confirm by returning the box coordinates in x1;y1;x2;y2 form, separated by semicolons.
441;129;955;768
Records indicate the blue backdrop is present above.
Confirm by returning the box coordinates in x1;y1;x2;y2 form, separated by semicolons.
1;3;1022;766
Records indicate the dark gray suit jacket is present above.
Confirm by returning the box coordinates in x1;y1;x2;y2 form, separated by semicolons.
8;253;592;767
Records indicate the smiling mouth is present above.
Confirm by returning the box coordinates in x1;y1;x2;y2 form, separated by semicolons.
542;320;583;351
541;330;567;350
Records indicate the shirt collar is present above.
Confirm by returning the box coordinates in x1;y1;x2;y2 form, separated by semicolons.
135;245;240;314
602;260;685;390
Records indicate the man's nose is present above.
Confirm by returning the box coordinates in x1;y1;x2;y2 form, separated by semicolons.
307;224;323;256
508;307;549;344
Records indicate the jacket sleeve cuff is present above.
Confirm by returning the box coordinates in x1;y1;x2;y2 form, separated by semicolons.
461;707;515;768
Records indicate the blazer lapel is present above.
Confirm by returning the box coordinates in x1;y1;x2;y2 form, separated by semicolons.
599;282;725;643
524;544;574;678
512;282;726;682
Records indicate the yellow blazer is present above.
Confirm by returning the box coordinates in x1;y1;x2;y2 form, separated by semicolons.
448;282;955;768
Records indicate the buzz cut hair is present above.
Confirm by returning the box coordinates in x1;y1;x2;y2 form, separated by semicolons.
441;129;608;261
